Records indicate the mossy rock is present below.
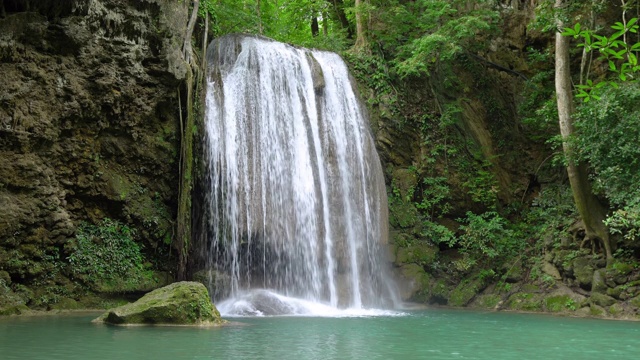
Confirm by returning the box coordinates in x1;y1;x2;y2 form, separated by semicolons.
397;264;430;301
50;297;82;310
391;168;418;199
0;304;29;316
426;279;452;305
589;304;605;316
589;292;616;308
630;295;640;308
520;283;540;293
506;292;542;311
544;295;577;312
93;282;226;326
572;257;594;288
606;286;624;299
502;259;524;283
608;303;625;317
0;279;28;316
592;269;608;293
449;278;484;307
395;242;438;265
474;294;501;309
388;198;419;229
609;261;635;276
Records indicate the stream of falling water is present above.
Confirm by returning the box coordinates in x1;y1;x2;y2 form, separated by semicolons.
201;35;397;316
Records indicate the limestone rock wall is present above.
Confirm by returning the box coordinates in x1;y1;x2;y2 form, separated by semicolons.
0;0;187;309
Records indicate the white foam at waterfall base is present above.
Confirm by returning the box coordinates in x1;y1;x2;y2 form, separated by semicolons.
217;289;406;318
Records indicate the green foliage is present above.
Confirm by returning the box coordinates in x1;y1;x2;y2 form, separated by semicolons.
390;0;499;78
68;219;145;287
563;17;640;101
605;203;640;244
206;0;349;51
526;184;577;241
458;211;520;260
461;160;499;208
344;51;399;115
574;84;640;206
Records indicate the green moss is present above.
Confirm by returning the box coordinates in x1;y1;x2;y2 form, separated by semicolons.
449;279;481;307
521;284;541;293
607;286;624;299
608;303;624;317
590;292;616;307
507;292;543;311
610;261;635;276
94;282;224;326
399;264;431;301
545;295;576;312
0;304;29;316
50;297;82;310
388;168;420;229
389;197;419;229
395;241;438;265
589;305;605;316
476;294;501;309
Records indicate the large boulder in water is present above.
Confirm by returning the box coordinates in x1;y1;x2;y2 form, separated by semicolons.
93;282;225;326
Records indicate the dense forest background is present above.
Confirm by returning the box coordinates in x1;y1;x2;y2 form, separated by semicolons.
1;0;639;318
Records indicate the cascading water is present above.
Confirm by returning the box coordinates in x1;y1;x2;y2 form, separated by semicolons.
201;34;397;316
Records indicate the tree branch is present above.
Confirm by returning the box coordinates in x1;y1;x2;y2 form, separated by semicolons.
466;51;529;80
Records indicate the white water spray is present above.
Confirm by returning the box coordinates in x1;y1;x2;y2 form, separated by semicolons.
201;35;397;316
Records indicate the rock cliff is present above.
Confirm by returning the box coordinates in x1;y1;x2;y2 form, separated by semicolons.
0;0;187;312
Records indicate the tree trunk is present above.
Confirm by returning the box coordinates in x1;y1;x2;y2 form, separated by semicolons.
327;0;353;39
177;0;201;280
354;0;368;50
311;16;319;37
256;0;263;35
322;10;329;36
554;0;613;263
182;0;200;65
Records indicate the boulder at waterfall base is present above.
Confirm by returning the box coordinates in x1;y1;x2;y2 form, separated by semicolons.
93;282;225;326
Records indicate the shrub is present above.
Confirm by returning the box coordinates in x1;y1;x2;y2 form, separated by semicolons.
68;218;144;286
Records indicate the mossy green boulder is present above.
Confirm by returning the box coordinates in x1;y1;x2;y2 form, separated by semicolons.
93;282;225;326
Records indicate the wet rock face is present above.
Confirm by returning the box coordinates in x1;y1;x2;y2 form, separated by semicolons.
0;0;187;301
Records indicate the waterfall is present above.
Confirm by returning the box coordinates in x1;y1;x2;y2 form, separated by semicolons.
201;34;396;316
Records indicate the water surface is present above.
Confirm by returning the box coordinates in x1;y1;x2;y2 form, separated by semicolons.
1;310;638;359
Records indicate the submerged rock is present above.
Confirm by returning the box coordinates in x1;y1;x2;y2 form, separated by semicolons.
93;282;225;326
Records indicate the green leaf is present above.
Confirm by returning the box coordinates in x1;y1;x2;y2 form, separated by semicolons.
627;18;638;28
612;22;625;30
609;60;617;71
615;49;627;59
610;31;624;42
